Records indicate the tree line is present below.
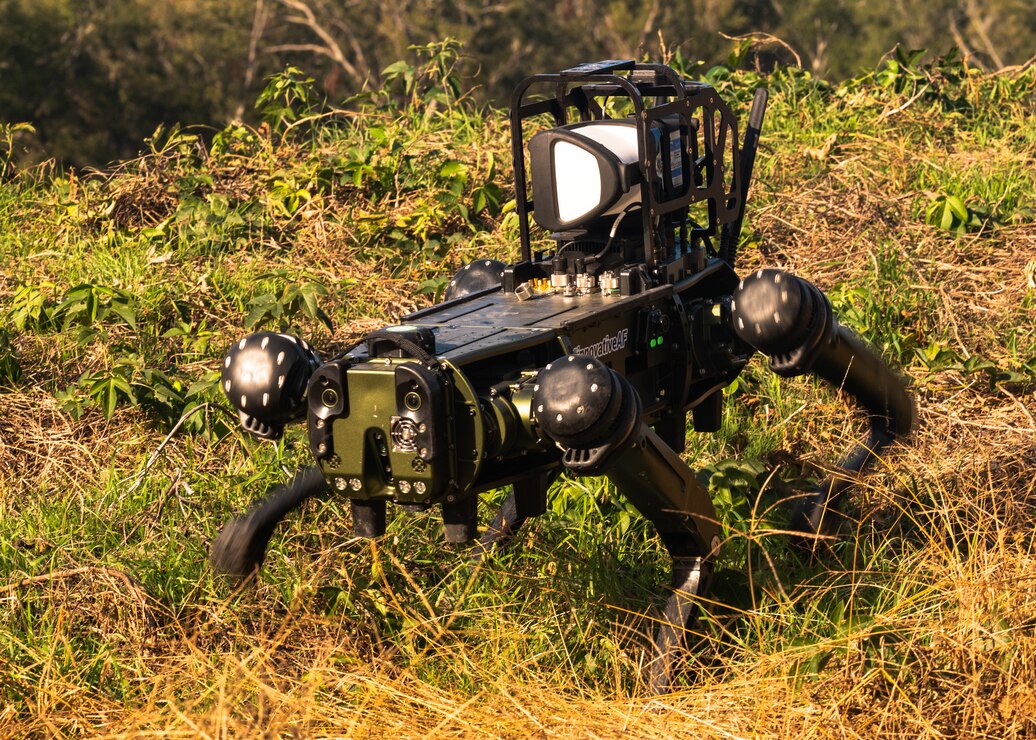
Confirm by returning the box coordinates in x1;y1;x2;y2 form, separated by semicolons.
1;0;1033;167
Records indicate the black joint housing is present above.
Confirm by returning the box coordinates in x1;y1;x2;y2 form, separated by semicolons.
730;269;832;376
533;354;642;474
221;331;321;437
444;259;506;301
238;411;284;440
533;355;622;448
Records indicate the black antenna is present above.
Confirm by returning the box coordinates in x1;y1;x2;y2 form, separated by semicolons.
720;88;769;268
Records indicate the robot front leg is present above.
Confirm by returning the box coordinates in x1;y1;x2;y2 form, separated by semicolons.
210;331;327;576
729;269;915;537
602;427;718;695
532;355;720;694
210;466;328;576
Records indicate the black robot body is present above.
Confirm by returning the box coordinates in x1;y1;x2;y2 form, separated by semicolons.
212;60;913;694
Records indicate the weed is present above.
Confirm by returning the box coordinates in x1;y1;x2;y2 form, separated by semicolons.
244;269;335;333
0;329;21;385
925;191;987;234
255;67;320;135
0;122;35;180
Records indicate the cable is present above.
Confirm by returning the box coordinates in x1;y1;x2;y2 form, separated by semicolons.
552;237;606;261
592;203;642;260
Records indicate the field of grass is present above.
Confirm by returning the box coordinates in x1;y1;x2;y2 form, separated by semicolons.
2;46;1035;737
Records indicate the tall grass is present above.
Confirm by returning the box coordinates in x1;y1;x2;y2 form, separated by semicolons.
1;46;1035;736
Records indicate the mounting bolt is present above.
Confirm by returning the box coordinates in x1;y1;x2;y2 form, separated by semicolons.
349;478;362;491
334;478;348;491
415;481;426;494
398;480;412;494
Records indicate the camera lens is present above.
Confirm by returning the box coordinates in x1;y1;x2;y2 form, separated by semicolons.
321;388;339;407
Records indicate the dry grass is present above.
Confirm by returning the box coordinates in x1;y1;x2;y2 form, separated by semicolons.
2;63;1036;737
4;323;1035;735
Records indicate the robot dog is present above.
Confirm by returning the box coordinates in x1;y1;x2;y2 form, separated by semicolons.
211;61;913;693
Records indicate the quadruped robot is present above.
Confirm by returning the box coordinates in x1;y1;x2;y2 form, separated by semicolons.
211;60;913;693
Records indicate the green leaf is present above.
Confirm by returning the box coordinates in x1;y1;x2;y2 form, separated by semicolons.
74;327;98;347
88;374;134;419
993;370;1026;385
439;160;468;178
381;60;414;78
8;283;53;332
107;301;138;331
946;195;968;221
417;275;450;299
244;295;279;329
300;289;320;323
961;355;995;374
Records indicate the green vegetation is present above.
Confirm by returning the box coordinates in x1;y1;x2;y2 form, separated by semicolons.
1;44;1036;735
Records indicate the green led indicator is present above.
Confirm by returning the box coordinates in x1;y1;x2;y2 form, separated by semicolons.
657;336;664;346
649;338;657;348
